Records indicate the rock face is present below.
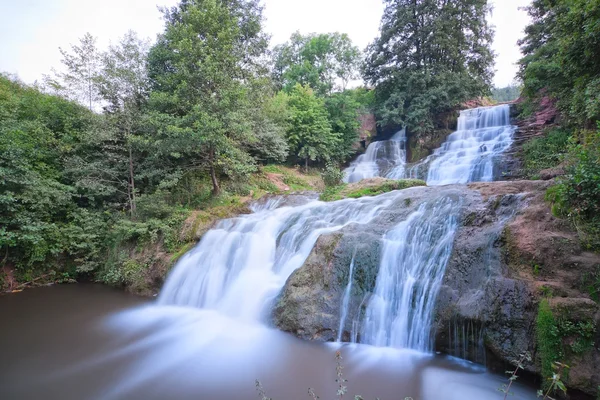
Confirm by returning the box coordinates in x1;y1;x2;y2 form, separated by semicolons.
272;180;600;396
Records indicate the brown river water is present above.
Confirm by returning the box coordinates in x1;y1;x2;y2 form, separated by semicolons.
0;284;537;400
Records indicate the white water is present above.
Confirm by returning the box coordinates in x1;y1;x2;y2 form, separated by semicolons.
343;128;406;183
159;194;396;321
424;104;514;185
343;104;514;185
359;197;460;350
337;254;356;342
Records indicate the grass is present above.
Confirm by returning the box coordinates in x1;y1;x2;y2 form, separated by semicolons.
520;128;571;178
320;178;426;201
536;299;561;388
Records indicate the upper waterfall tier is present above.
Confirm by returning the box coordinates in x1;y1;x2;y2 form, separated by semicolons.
343;129;406;183
343;104;514;185
423;104;514;185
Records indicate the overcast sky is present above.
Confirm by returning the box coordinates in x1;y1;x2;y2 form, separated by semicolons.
0;0;530;87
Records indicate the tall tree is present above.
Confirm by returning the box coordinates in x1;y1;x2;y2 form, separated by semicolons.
284;84;339;169
519;0;600;126
95;31;151;216
147;0;270;195
272;32;361;96
44;33;102;111
364;0;494;135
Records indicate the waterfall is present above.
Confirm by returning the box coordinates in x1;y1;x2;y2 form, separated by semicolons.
337;254;356;342
424;104;514;185
360;197;460;350
159;194;397;321
343;104;514;186
343;128;406;183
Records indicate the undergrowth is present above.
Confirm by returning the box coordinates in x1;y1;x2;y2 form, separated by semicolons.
320;179;426;202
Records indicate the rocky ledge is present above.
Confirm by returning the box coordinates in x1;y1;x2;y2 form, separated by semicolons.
272;180;600;396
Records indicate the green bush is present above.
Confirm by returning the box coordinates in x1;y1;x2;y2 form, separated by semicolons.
546;129;600;249
536;299;561;388
521;128;571;177
321;163;344;187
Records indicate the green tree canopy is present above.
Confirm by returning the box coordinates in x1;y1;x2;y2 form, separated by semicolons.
519;0;600;127
364;0;494;135
146;0;270;194
272;32;361;96
283;84;339;168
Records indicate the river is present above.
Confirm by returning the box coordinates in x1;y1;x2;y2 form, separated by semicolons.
0;284;536;399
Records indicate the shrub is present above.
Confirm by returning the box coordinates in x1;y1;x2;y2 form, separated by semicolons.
521;128;571;177
322;163;344;187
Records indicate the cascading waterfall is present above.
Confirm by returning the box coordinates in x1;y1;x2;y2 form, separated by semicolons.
359;197;460;350
343;128;406;183
158;105;516;360
159;194;397;321
422;104;514;185
343;104;514;185
337;254;356;342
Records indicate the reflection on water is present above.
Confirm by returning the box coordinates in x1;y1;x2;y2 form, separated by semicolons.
0;285;537;400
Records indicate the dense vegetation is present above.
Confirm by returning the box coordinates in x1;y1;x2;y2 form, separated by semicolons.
519;0;600;250
0;0;371;291
364;0;494;137
491;85;521;103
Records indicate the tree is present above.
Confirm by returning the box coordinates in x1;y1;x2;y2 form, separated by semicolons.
364;0;494;135
44;33;102;111
284;84;339;169
147;0;270;195
272;32;361;96
325;91;361;161
518;0;600;126
95;31;151;216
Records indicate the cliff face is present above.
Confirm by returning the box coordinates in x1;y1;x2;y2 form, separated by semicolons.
272;180;600;396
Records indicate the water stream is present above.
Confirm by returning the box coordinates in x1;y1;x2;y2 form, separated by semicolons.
343;104;515;185
0;104;537;399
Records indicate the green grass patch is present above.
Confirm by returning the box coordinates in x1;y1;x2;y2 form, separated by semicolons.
520;128;571;178
320;179;426;201
536;299;562;388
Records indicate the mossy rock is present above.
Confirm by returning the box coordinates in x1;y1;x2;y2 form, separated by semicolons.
320;178;426;201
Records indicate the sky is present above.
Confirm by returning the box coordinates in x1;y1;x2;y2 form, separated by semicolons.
0;0;530;87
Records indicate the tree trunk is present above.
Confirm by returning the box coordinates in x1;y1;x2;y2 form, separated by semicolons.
128;142;137;217
305;157;309;172
209;147;220;195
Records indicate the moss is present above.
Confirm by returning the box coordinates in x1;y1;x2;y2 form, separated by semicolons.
537;299;562;388
320;178;426;201
170;242;196;263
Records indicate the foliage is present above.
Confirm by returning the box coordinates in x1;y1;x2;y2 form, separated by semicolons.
536;299;596;392
492;85;521;103
545;128;600;249
364;0;494;136
146;0;270;194
321;163;344;187
284;84;339;168
519;0;600;127
43;33;102;110
520;128;571;177
320;179;426;202
272;32;361;96
536;300;562;389
499;352;532;400
537;362;569;400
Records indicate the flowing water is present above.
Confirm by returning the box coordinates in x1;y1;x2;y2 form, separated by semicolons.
0;104;537;399
343;128;407;183
0;285;537;400
360;197;460;350
343;104;515;185
422;104;514;185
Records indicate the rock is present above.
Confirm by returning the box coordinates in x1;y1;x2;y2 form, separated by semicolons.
272;180;600;395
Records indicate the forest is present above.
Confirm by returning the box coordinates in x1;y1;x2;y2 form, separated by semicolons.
1;0;598;295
